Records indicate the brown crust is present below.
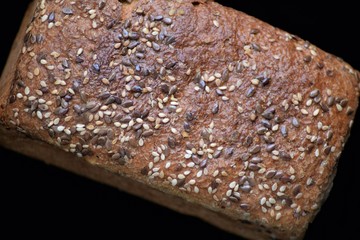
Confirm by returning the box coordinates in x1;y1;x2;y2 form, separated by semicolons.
1;0;359;239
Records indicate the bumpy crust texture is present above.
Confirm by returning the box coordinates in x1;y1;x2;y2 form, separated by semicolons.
1;0;359;239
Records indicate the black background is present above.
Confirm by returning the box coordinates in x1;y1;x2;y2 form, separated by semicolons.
1;1;359;239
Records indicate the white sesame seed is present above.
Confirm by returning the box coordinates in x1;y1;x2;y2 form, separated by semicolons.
57;126;65;132
52;118;59;125
213;20;219;27
148;162;154;170
102;78;110;85
34;68;40;76
188;179;196;185
275;212;282;220
27;72;34;79
171;179;177;186
196;170;203;178
178;174;185;180
41;14;48;22
290;203;297;209
76;127;85;132
305;126;311;134
336;104;343;111
229;181;237;189
311;204;318;210
274;189;283;196
36;111;43;120
182;171;190;176
44;112;51;118
228;85;235;91
194;186;199;193
251;79;259;85
315;148;319;157
77;48;83;56
187;162;195;168
272;150;279;156
24;87;30;95
184;154;191;159
272;124;279;131
50;51;60;58
138;138;144;146
272;183;278;191
260;197;266;205
261;206;267;213
295;193;303;199
269;209;275;217
158;113;166;118
164;162;171;169
279;186;286;192
92;20;98;28
301;109;308;115
203;85;209;93
212;170;219;177
306;99;312;106
226;190;232;197
35;90;43;96
306;178;313;186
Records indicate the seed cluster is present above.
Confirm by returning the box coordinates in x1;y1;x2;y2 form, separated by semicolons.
6;0;358;232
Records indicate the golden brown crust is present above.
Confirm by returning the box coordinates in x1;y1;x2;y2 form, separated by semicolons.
1;0;359;239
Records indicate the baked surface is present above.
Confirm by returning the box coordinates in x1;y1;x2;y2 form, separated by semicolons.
1;0;359;239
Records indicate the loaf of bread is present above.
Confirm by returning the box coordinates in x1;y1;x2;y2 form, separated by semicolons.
1;0;359;239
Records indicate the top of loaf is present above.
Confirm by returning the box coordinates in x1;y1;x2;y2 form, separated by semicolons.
1;0;359;239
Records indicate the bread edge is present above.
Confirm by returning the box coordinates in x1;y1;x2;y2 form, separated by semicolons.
0;1;37;115
1;124;282;240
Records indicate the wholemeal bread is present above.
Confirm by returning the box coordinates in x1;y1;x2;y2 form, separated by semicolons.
1;0;359;239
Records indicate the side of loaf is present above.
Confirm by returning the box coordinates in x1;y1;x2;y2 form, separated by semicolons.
1;0;359;239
